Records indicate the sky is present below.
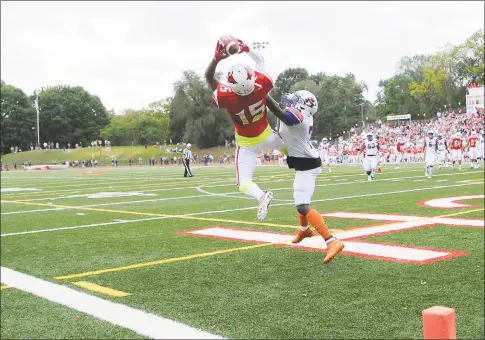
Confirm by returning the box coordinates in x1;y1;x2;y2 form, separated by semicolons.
1;1;484;113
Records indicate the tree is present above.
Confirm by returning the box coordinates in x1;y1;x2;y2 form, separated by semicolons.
168;70;233;147
273;68;309;99
37;85;109;146
1;81;37;153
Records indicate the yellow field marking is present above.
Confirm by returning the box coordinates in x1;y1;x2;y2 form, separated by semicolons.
55;241;287;280
0;199;338;232
456;179;484;184
53;207;484;280
0;285;10;290
71;281;130;297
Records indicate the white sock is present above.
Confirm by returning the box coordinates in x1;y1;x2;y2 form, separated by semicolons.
247;182;264;201
300;226;309;231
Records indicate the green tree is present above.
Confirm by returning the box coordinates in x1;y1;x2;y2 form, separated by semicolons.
1;81;37;153
36;85;109;146
273;68;309;99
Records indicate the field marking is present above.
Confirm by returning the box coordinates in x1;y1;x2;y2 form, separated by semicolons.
0;267;223;339
1;183;483;233
0;167;436;200
54;242;288;280
0;200;320;231
52;208;483;279
72;281;131;297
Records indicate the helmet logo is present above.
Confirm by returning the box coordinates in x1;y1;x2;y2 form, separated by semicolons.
304;97;316;108
246;68;254;80
227;72;237;84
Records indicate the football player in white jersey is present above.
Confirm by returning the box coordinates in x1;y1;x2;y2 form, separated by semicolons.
318;137;332;173
479;130;485;168
436;132;449;169
266;90;344;264
362;132;379;181
424;130;438;178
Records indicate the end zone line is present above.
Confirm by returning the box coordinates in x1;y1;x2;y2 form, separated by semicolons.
0;267;223;339
53;208;483;280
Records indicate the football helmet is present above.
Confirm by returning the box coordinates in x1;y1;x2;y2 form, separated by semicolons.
427;130;434;138
283;90;318;117
322;137;328;143
367;132;374;141
471;131;477;137
226;63;255;96
437;132;443;139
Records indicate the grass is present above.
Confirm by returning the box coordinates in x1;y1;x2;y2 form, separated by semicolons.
1;162;484;339
0;145;235;166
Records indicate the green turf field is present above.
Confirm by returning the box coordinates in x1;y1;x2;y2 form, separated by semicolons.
1;163;484;339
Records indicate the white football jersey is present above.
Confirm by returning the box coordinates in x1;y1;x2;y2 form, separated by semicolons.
319;142;330;155
364;139;378;156
279;115;319;159
426;136;437;154
479;136;484;148
437;138;446;151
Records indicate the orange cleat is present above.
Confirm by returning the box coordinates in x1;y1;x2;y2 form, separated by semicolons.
377;167;382;173
291;228;315;243
323;239;345;264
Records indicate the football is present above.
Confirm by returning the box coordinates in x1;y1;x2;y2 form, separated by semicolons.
219;34;240;56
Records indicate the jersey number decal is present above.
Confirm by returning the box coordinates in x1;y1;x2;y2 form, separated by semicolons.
235;100;264;125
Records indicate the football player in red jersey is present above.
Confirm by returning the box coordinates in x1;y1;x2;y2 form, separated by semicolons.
466;131;479;169
205;36;285;221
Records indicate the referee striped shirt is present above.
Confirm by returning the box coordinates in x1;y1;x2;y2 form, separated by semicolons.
183;148;192;161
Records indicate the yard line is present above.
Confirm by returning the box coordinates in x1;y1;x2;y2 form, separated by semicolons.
1;182;482;237
2;173;482;215
0;267;224;339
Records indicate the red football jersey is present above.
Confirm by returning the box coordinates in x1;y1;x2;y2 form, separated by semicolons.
468;137;478;148
450;138;462;150
212;71;273;138
397;142;405;152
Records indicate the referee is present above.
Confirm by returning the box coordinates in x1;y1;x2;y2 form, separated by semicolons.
182;143;193;177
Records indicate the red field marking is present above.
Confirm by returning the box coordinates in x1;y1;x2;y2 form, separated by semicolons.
179;212;482;264
417;195;484;209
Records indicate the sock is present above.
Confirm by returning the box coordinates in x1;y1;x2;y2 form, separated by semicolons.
299;214;308;231
306;209;333;242
429;166;433;176
239;180;264;201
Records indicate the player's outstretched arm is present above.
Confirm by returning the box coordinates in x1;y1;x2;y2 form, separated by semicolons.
205;59;220;91
205;39;229;91
266;94;304;127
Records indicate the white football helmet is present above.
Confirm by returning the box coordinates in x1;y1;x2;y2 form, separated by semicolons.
226;63;256;96
471;131;477;137
286;90;318;117
366;132;374;141
437;132;443;138
427;130;434;138
322;137;328;143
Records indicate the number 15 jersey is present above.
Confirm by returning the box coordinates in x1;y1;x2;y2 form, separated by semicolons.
212;71;273;146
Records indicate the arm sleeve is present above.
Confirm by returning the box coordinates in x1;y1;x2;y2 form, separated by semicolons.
284;107;304;126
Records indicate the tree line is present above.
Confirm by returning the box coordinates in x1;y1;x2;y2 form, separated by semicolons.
1;29;482;154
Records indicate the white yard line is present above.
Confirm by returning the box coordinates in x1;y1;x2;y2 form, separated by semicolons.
2;182;482;237
0;267;224;339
